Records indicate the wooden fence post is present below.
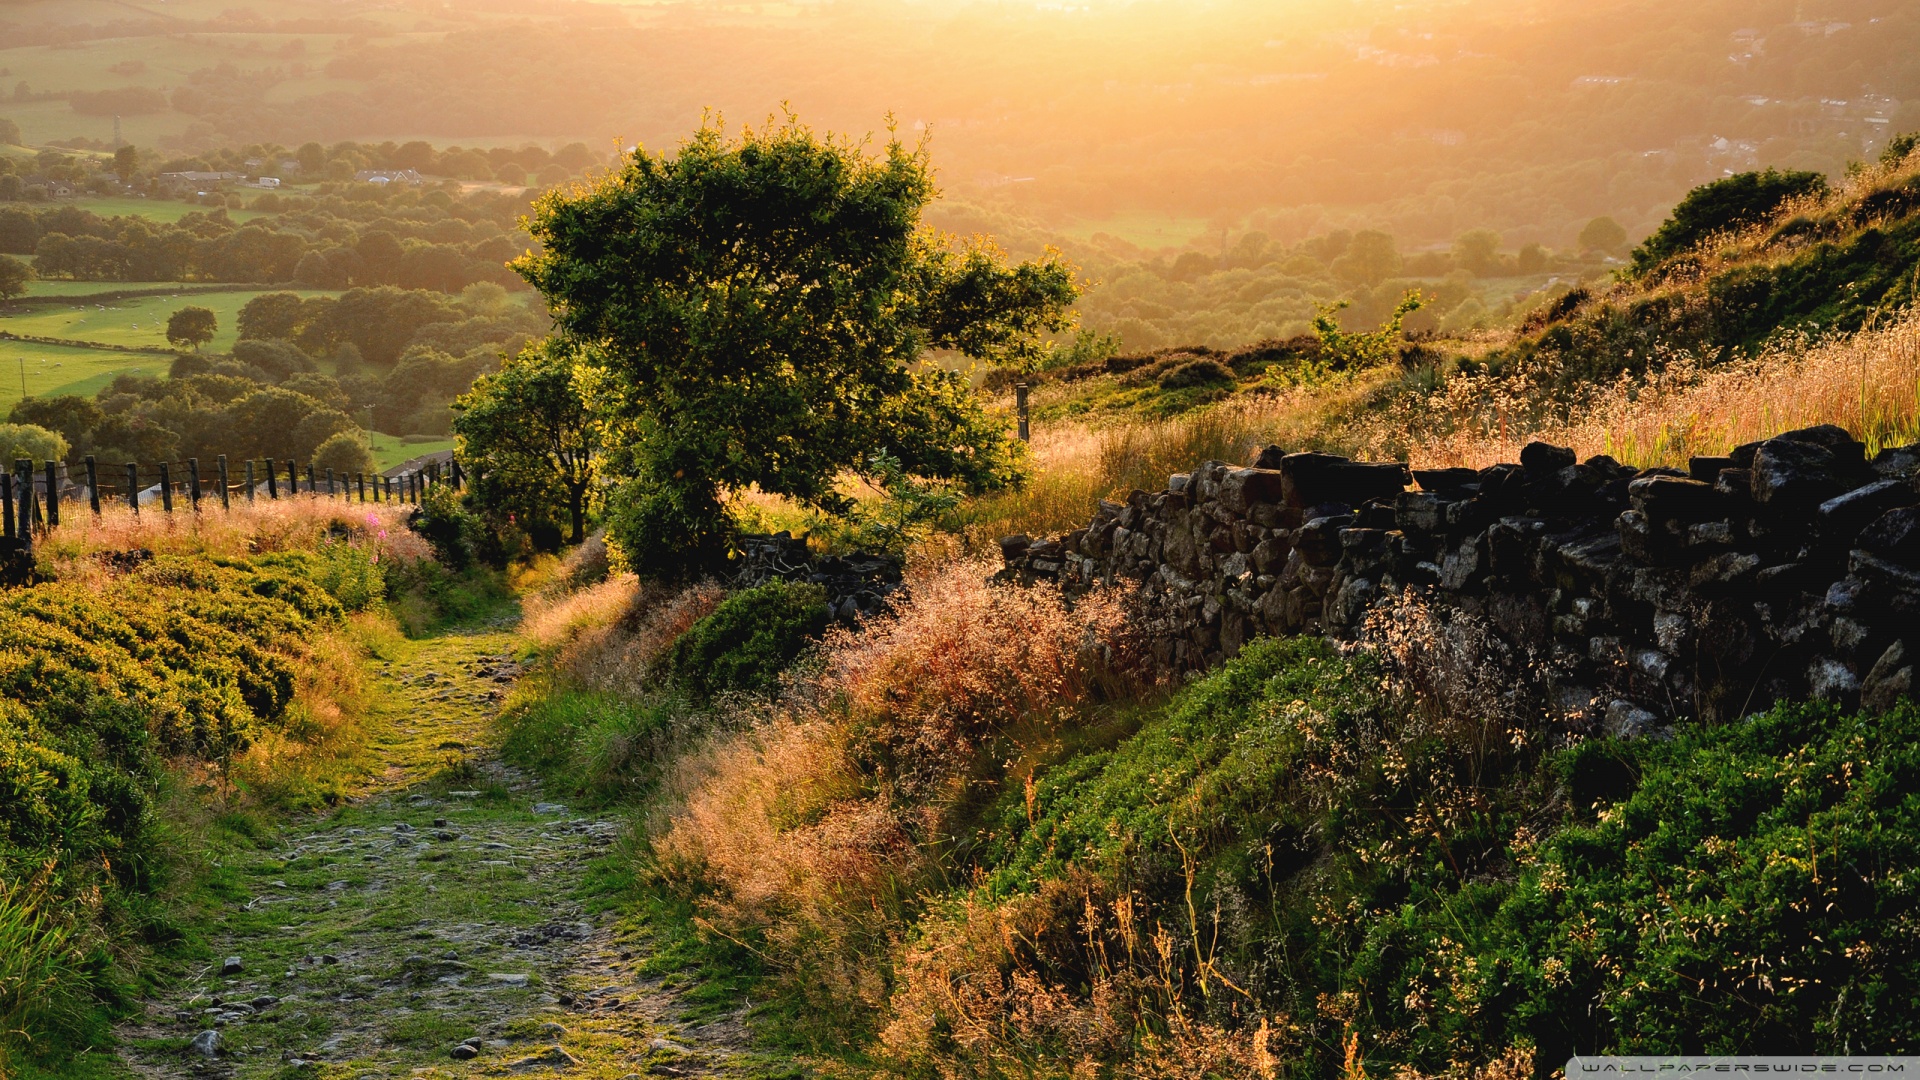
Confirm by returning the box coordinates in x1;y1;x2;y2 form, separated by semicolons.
14;461;31;555
357;473;366;502
159;462;173;513
266;458;279;500
217;455;230;510
126;463;139;513
1016;382;1030;442
188;458;202;512
86;456;100;516
246;459;256;502
325;467;335;497
288;459;299;496
43;460;58;530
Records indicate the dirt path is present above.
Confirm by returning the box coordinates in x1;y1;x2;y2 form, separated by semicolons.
119;627;760;1080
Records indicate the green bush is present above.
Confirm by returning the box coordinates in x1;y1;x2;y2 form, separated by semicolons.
500;687;687;804
660;580;831;702
0;553;348;1072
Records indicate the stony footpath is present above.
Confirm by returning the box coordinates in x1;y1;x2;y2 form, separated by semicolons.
118;627;759;1080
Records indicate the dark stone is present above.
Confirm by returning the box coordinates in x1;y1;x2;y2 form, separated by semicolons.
1252;444;1289;470
1862;640;1913;713
1729;440;1763;469
1412;467;1478;493
1583;454;1632;477
1751;439;1850;510
1688;456;1737;482
1775;423;1866;464
1520;441;1577;476
1279;452;1409;508
1859;507;1920;565
1628;475;1722;522
1396;491;1449;534
1215;467;1287;512
220;956;243;976
1870;443;1920;481
1713;468;1752;496
1294;515;1354;566
1816;480;1914;545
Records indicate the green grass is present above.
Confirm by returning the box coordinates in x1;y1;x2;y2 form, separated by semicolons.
66;196;267;225
0;340;173;411
1;288;339;356
17;280;211;299
369;432;457;471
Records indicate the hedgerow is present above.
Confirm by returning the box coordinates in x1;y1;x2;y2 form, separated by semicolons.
0;550;374;1074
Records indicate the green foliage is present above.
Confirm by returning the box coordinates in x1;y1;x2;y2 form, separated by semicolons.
165;305;217;350
1579;215;1629;255
1448;700;1920;1055
818;449;960;556
661;580;830;702
0;252;30;299
312;431;376;477
500;687;688;804
0;422;68;465
1280;287;1423;384
1882;132;1920;169
515;115;1067;577
406;484;482;571
1630;168;1829;276
453;339;600;545
0;552;356;1072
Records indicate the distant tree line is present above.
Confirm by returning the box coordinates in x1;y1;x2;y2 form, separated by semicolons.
5;282;544;468
0;187;534;292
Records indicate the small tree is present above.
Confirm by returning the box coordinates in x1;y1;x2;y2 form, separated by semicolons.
0;253;29;300
312;430;375;476
1276;289;1425;385
1578;215;1629;256
113;144;140;184
452;339;600;545
514;115;1078;576
0;422;68;465
166;306;217;350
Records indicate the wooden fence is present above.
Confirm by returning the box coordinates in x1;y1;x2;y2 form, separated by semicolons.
0;453;463;553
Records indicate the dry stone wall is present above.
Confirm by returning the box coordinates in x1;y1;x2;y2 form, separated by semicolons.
998;425;1920;734
732;531;905;624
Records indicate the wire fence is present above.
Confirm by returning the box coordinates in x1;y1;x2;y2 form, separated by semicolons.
0;453;464;552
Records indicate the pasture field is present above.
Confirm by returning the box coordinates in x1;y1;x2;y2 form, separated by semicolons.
3;288;339;355
369;432;458;471
0;339;172;410
19;280;189;299
67;196;269;224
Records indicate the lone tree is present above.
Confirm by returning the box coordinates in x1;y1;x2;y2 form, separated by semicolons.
166;305;218;350
453;340;601;545
0;253;29;300
513;116;1079;575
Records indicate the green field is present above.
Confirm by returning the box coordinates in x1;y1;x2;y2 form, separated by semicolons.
368;432;457;471
67;196;268;224
19;280;184;298
0;339;172;411
4;288;339;355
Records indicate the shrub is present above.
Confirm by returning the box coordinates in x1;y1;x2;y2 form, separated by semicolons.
1156;357;1236;389
660;580;831;702
0;549;361;1071
407;484;481;570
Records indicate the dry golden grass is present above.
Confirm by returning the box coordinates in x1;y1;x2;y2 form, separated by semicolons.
39;496;428;577
526;576;727;697
651;561;1138;1018
1353;307;1920;468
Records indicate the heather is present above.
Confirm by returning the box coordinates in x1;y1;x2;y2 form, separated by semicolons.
0;497;469;1076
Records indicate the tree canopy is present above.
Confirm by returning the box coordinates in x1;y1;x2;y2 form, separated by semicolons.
453;340;600;545
513;117;1078;574
166;305;217;350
